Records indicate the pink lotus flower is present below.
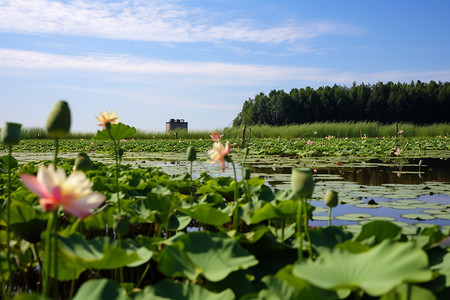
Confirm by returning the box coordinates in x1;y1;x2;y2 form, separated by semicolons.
307;140;313;146
21;165;105;219
208;141;231;172
210;131;224;142
394;148;402;156
96;110;120;130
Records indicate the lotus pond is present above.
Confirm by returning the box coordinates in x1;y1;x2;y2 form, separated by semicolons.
1;134;450;300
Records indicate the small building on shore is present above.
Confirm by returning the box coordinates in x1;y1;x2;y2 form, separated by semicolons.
166;119;188;132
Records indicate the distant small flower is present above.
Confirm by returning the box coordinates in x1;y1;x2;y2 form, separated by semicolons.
208;141;231;172
313;131;318;135
398;130;403;135
307;140;313;146
326;135;334;141
394;148;402;156
210;131;224;142
96;110;120;130
21;165;105;219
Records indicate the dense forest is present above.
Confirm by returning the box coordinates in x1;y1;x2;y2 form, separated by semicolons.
232;81;450;126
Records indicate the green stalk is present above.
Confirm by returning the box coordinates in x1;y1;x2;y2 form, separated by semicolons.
5;145;13;297
328;207;332;227
43;210;58;297
231;161;240;231
107;127;121;211
303;198;313;259
296;198;303;261
54;138;59;166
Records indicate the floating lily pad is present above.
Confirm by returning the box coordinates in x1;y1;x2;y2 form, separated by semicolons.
367;216;396;221
422;209;450;215
401;214;436;220
434;214;450;220
395;200;426;205
335;213;373;221
354;203;382;208
313;215;330;221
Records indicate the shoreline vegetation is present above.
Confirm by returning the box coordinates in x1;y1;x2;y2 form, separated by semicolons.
10;122;450;140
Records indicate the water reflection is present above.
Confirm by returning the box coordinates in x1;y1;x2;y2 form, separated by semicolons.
253;158;450;186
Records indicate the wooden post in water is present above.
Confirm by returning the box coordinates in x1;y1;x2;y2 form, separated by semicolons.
241;125;247;147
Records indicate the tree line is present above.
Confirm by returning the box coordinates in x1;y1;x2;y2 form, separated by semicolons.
232;80;450;126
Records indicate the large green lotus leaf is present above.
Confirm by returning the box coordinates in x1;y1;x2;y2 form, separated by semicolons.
178;205;230;226
309;226;353;253
72;279;127;300
432;251;450;288
94;123;136;140
380;283;436;300
12;293;50;300
168;214;192;231
275;265;340;299
354;220;403;245
135;279;234;300
292;240;432;297
57;235;152;270
159;232;258;282
8;201;46;243
240;275;297;300
249;200;300;224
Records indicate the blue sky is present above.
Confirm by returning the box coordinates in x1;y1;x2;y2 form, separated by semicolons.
1;0;449;133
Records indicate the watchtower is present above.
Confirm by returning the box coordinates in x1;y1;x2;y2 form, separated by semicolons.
166;119;188;132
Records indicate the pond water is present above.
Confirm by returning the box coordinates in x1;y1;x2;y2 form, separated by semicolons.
9;152;450;231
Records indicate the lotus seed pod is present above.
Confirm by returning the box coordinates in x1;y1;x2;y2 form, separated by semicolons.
1;122;22;145
291;168;314;198
73;152;93;172
186;146;197;162
324;190;339;208
46;100;71;138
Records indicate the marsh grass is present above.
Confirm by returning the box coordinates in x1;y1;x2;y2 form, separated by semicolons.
11;122;450;140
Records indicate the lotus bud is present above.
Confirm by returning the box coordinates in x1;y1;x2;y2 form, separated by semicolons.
324;190;339;208
291;168;314;198
46;100;71;138
186;146;197;162
73;152;93;172
1;122;22;145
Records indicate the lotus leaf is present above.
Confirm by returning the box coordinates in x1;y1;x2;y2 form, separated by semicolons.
159;232;258;281
292;240;432;296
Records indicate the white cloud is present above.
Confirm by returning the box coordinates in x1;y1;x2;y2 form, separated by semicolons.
0;48;348;84
0;0;353;44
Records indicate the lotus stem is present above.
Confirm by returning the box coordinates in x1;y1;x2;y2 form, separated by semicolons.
108;127;121;211
232;161;239;231
296;198;303;261
5;145;13;297
328;207;332;227
302;198;313;259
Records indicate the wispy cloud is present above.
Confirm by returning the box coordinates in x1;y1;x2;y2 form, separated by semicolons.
3;48;449;87
0;48;350;84
0;0;354;44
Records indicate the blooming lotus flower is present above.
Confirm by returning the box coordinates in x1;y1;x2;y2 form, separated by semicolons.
394;148;402;156
21;165;105;219
307;140;313;146
208;141;231;172
210;131;224;142
96;110;120;130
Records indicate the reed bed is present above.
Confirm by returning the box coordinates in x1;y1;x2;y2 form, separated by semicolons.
14;122;450;140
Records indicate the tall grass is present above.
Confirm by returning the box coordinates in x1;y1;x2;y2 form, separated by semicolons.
13;122;450;140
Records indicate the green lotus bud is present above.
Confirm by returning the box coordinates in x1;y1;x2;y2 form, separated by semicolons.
1;122;22;145
291;168;314;198
324;190;339;208
46;100;71;138
186;146;197;162
73;152;93;172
